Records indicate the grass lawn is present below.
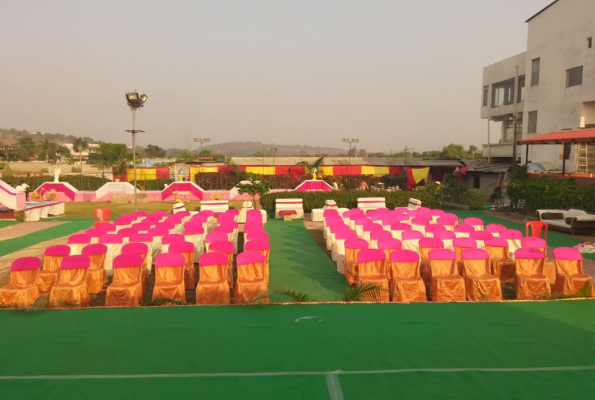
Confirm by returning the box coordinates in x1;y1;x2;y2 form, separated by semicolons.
64;200;257;219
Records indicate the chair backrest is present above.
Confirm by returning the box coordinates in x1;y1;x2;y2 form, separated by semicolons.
499;229;523;240
486;224;507;234
425;225;446;235
433;230;456;240
454;224;475;233
391;223;412;232
377;238;402;251
553;247;582;261
419;237;443;249
155;253;185;268
469;231;494;241
411;217;432;226
162;234;185;245
464;217;484;227
401;230;424;241
526;221;548;239
370;230;393;242
205;232;229;244
344;238;369;249
461;248;491;276
515;248;545;260
437;215;458;226
236;251;265;266
82;243;108;256
428;248;457;261
244;240;271;251
246;232;270;242
44;245;71;257
521;237;547;249
113;254;144;268
130;233;153;243
453;237;478;249
209;240;234;254
357;249;386;264
485;238;509;248
67;234;91;245
184;224;205;236
461;248;489;260
98;234;123;244
118;228;136;238
169;241;195;254
11;257;41;272
60;255;91;270
390;249;420;263
94;208;112;223
121;242;149;255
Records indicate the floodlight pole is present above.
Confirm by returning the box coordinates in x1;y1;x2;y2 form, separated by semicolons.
193;138;210;187
271;147;277;189
342;138;359;190
126;111;144;212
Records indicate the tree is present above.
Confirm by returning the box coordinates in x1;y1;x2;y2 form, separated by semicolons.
236;173;270;209
72;137;89;176
38;138;58;162
347;147;358;157
14;136;37;161
297;157;325;177
468;145;480;158
145;144;166;158
94;142;128;177
177;151;196;162
55;145;71;161
439;144;469;160
357;148;367;157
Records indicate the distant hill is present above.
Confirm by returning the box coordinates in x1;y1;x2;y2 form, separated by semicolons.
0;128;94;145
188;141;347;156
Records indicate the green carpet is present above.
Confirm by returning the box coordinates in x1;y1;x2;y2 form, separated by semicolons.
0;301;594;399
0;218;93;257
266;219;349;302
0;220;20;228
452;210;594;259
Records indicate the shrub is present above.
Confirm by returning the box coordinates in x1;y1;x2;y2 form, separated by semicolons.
3;175;110;192
259;190;442;212
136;179;173;190
460;188;487;210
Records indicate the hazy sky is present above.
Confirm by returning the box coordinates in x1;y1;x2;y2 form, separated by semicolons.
0;0;553;153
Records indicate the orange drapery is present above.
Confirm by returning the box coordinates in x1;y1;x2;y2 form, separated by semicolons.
106;265;144;307
180;251;196;289
233;262;268;304
554;259;594;296
429;259;466;302
196;264;230;305
462;258;503;302
356;259;389;302
485;245;516;284
344;248;362;285
389;260;426;303
515;257;551;300
153;266;186;303
37;255;65;293
49;269;90;308
0;269;40;306
87;253;108;294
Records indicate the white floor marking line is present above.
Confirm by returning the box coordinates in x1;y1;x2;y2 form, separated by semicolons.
325;372;345;400
1;365;594;381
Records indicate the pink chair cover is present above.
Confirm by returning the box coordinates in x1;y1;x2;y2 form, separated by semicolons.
199;252;229;267
61;255;91;270
461;248;490;260
419;238;444;249
411;217;432;226
390;249;420;263
485;238;509;248
453;238;478;249
336;230;358;240
464;217;484;226
68;234;91;245
515;248;545;259
434;231;456;240
236;251;266;266
437;216;458;225
162;234;185;245
402;230;424;241
150;228;170;237
184;224;205;235
155;253;185;268
428;249;457;261
113;254;144;269
130;233;153;243
245;240;271;251
378;238;402;251
357;249;386;264
118;228;136;238
486;224;507;234
209;241;234;254
169;241;195;254
454;224;475;233
425;225;446;234
122;242;149;254
82;244;108;256
44;245;71;257
521;237;547;249
344;238;369;249
247;232;270;242
11;257;41;272
553;247;582;261
86;228;104;238
470;231;494;241
205;232;229;244
371;230;393;241
500;229;523;240
391;223;412;232
99;234;124;244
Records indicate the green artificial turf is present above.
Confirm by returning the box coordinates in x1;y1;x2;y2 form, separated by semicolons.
0;301;594;399
265;219;349;302
0;220;20;228
0;218;93;257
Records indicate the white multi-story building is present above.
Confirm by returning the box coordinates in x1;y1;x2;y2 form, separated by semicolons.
481;0;595;172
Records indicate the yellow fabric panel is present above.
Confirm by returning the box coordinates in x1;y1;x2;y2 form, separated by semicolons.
127;168;157;180
361;166;389;176
246;167;276;175
412;167;429;183
190;166;219;174
320;166;334;176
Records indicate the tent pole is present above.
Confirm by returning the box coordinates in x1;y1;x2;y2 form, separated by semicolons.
525;145;529;166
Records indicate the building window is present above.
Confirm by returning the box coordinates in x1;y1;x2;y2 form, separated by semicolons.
492;79;515;107
531;58;540;86
567;66;583;87
482;86;488;107
528;111;538;134
517;75;525;103
588;37;592;49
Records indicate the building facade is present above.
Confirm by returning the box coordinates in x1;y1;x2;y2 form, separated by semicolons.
481;0;595;172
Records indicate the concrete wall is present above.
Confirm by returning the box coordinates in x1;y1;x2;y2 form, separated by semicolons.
3;161;103;175
522;0;595;170
481;52;526;120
